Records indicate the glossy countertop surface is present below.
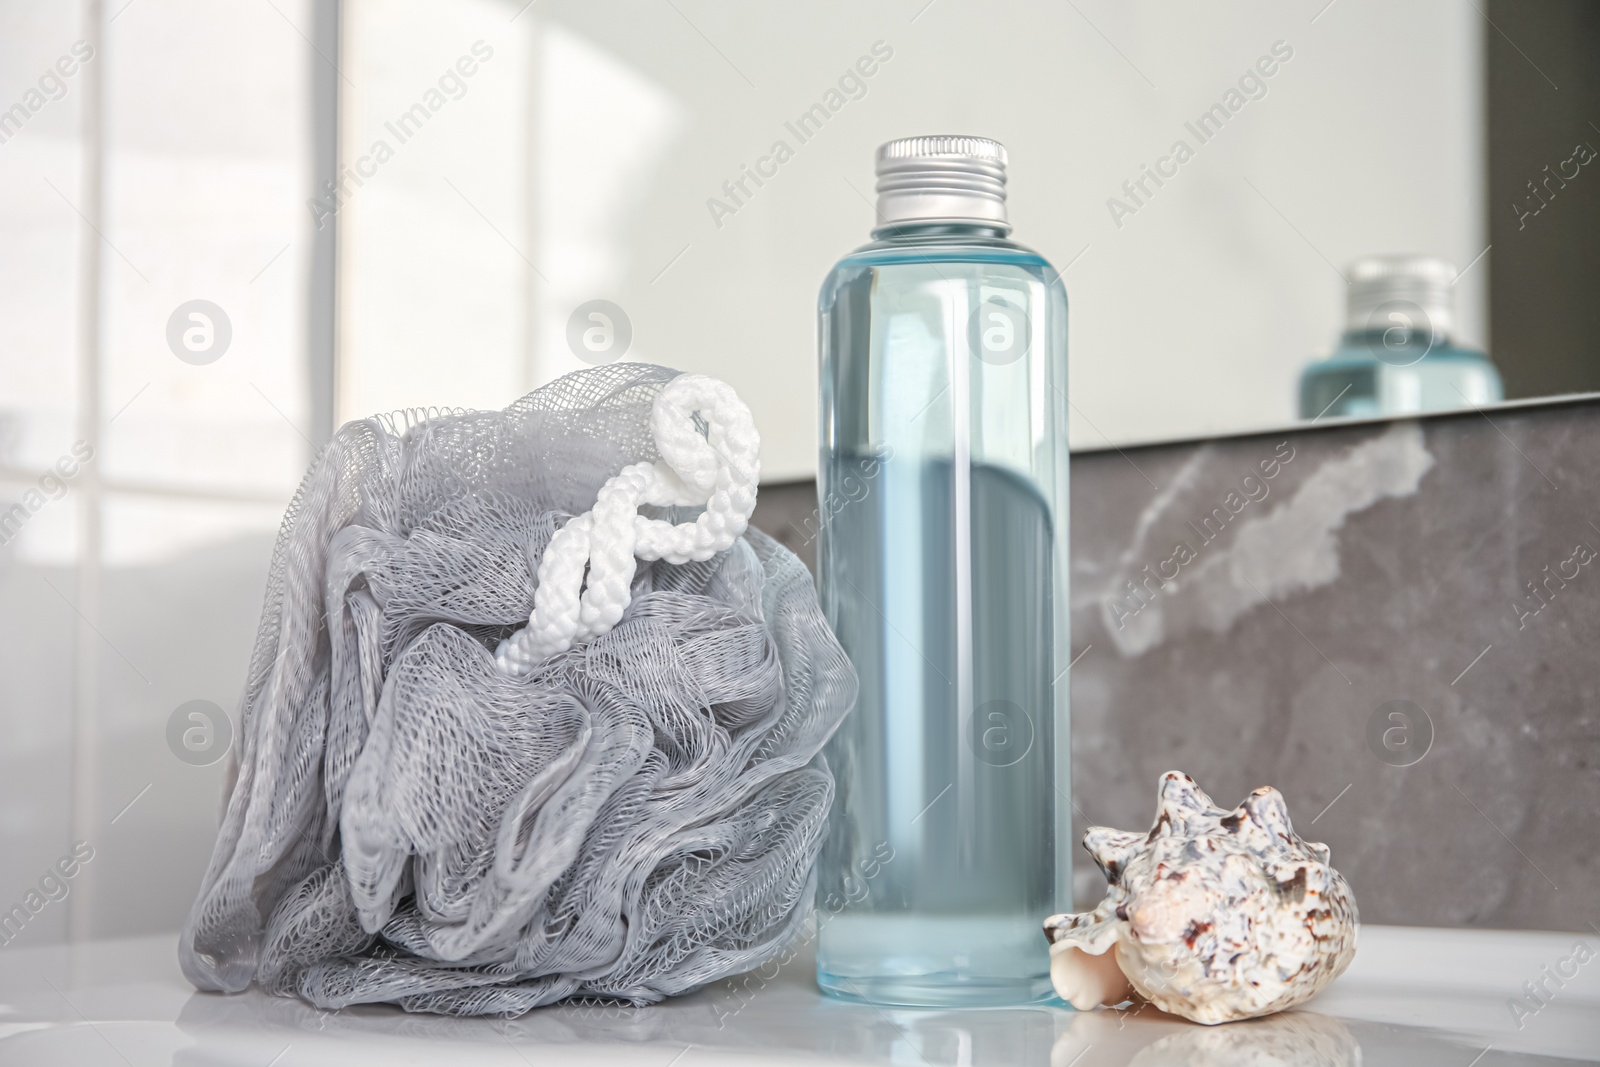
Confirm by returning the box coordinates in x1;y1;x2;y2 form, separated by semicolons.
1;925;1596;1065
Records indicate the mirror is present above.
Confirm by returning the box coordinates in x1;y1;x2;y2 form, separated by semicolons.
332;0;1600;476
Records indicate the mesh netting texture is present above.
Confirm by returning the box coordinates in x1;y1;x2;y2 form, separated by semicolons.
179;363;856;1016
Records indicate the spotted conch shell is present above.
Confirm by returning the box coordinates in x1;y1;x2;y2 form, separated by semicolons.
1044;771;1358;1024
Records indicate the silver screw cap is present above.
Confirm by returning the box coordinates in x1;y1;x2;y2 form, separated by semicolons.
1345;255;1457;338
873;135;1009;233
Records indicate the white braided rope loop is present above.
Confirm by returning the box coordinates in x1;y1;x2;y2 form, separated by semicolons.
494;374;759;675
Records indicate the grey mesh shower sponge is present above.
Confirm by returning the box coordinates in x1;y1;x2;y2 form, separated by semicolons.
179;363;855;1015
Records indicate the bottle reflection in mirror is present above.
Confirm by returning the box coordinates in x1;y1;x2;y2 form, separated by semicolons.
1299;255;1503;420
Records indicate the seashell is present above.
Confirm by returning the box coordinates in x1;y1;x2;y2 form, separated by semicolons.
1044;771;1358;1025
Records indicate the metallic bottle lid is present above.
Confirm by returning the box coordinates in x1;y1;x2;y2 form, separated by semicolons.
873;135;1009;233
1345;255;1457;337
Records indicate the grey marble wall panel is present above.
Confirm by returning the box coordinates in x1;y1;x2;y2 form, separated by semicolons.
749;398;1600;932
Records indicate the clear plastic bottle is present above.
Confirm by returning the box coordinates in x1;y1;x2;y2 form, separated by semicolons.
1299;255;1504;420
814;136;1071;1007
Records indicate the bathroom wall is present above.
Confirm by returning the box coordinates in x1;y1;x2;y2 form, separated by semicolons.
752;397;1600;932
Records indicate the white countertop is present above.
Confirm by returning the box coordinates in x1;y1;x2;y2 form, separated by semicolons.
1;925;1596;1065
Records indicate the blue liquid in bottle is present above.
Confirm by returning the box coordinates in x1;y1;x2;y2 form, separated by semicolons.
814;137;1071;1007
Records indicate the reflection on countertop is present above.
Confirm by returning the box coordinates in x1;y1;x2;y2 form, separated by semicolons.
1;925;1596;1065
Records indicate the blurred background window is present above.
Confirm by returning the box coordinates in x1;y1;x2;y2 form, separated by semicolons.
0;0;328;941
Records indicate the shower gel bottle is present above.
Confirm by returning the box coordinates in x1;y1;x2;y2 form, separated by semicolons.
815;136;1071;1007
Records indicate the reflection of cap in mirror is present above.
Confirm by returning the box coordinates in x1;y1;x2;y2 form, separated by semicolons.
1345;255;1456;338
1343;255;1457;368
